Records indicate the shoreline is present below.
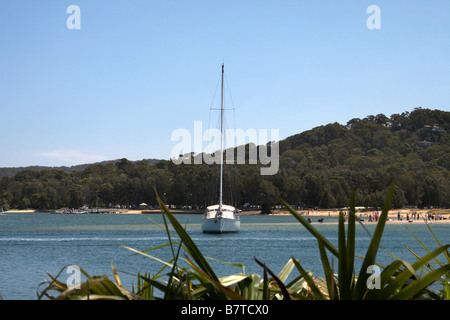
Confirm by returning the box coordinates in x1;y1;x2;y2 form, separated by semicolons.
4;208;450;224
268;208;450;224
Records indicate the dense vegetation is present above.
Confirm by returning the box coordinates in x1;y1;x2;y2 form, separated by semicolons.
0;108;449;211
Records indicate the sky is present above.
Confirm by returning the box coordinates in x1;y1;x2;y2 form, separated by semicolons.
0;0;449;168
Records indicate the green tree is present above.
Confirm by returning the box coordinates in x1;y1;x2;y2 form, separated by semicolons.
18;197;31;210
67;185;84;208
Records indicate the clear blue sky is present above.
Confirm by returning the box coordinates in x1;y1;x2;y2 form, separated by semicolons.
1;1;449;167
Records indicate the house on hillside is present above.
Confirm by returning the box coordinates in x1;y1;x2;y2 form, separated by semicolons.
424;124;445;133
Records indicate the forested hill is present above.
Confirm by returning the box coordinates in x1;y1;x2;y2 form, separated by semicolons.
277;108;449;208
0;159;160;179
0;108;448;211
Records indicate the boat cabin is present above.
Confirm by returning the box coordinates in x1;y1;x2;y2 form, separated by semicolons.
205;204;236;219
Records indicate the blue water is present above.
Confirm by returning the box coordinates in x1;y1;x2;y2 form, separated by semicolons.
0;212;449;300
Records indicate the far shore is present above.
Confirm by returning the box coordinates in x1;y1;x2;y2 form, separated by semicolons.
268;208;450;224
4;207;450;224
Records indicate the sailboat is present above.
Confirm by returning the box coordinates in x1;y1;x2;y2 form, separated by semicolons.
201;64;240;233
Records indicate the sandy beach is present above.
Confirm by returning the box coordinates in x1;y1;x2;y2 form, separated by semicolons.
5;207;449;224
267;208;450;224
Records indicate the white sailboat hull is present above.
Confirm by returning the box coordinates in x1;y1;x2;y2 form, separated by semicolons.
202;216;240;233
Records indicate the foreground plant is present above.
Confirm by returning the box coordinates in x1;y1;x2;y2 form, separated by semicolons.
279;183;450;299
397;224;450;299
38;183;450;300
38;263;138;300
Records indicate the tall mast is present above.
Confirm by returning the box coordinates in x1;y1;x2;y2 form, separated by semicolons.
219;64;224;211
